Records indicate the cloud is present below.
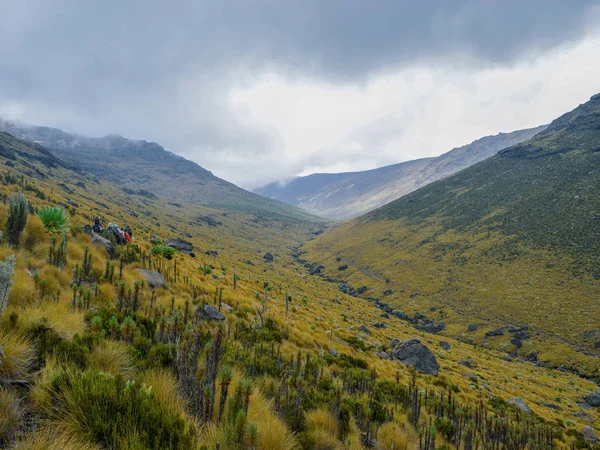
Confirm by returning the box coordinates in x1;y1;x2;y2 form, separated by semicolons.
0;0;599;188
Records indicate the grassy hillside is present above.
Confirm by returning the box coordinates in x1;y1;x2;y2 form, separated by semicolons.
0;131;598;449
0;121;323;224
256;126;546;220
303;94;600;383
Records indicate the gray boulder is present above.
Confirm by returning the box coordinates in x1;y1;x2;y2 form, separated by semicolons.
202;305;226;321
439;341;451;350
358;324;372;336
135;269;167;289
508;397;531;415
585;392;600;407
165;238;194;256
467;323;479;332
582;426;599;443
263;252;274;262
389;338;439;376
91;232;114;258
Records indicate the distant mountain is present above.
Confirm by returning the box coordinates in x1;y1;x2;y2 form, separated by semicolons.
0;120;322;224
302;93;600;375
255;125;547;220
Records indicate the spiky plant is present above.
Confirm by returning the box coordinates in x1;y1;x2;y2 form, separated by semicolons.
36;206;70;235
6;193;28;247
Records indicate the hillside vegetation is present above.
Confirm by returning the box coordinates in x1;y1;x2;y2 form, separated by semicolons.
256;126;546;220
303;94;600;382
0;130;598;449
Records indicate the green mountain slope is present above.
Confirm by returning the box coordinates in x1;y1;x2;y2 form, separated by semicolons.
0;120;323;225
256;125;546;220
303;94;600;376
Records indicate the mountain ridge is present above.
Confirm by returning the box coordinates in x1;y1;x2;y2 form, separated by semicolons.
256;125;548;220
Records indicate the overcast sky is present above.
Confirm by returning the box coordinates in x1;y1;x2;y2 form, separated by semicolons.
1;1;599;189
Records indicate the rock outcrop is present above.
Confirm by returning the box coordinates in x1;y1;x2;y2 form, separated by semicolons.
135;269;167;289
202;305;226;321
381;338;439;375
165;238;194;256
91;232;114;258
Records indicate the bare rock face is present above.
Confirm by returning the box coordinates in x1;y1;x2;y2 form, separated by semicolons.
135;269;166;289
202;305;226;321
165;238;194;256
388;338;439;376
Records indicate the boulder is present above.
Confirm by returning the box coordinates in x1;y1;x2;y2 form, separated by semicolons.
485;328;505;337
91;232;114;258
375;351;390;360
329;348;338;358
135;269;166;289
219;302;233;313
263;252;274;262
380;313;390;319
439;341;451;350
582;426;599;443
165;238;194;256
458;359;475;369
358;324;372;336
372;322;387;329
205;250;219;257
508;397;531;415
389;338;439;376
467;323;479;333
572;412;593;422
585;392;600;407
202;305;226;321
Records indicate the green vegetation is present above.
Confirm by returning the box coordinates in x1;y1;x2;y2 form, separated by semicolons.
36;206;70;235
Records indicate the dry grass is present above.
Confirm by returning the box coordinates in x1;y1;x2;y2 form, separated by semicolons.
138;368;186;415
6;301;86;340
12;426;101;450
0;387;21;445
304;407;341;449
88;340;135;378
0;329;34;380
376;421;417;450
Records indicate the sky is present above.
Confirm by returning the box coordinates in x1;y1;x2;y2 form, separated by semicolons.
1;1;599;189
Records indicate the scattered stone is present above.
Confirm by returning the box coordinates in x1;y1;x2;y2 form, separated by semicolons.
244;259;255;266
91;232;114;258
439;341;451;350
502;354;514;362
572;412;593;422
380;313;390;319
458;359;474;369
467;324;478;333
372;322;387;329
375;351;389;360
358;325;372;336
581;426;599;443
202;305;226;321
263;252;274;262
540;402;562;411
389;338;439;376
463;373;478;380
219;302;233;313
329;349;338;358
165;238;194;256
584;392;600;407
508;397;531;415
485;328;505;337
511;337;522;348
205;250;219;257
418;322;446;334
135;269;166;289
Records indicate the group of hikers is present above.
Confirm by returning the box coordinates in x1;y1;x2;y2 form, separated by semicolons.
92;217;133;245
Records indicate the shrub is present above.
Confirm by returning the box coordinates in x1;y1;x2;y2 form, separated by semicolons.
150;246;177;259
6;192;28;247
37;206;70;235
43;368;197;449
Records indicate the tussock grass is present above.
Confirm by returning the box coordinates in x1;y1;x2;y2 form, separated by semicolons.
89;340;135;377
304;408;341;449
0;387;21;445
12;427;102;450
0;328;34;380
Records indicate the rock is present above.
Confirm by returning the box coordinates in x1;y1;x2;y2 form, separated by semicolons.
584;392;600;407
205;250;219;257
467;324;478;332
165;238;194;256
244;259;255;266
485;328;505;337
91;232;114;258
572;412;593;422
439;341;451;350
511;337;522;348
457;359;474;369
418;322;446;334
219;302;233;312
375;351;390;360
329;349;338;358
582;426;599;443
380;313;390;319
372;322;387;329
508;397;531;415
263;252;274;262
540;402;562;411
358;325;372;336
135;269;166;289
202;305;226;321
502;354;514;362
389;338;439;376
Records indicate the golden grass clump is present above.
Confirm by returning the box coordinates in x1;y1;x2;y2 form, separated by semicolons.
20;214;48;252
304;407;341;449
12;427;102;450
0;329;34;380
0;387;21;445
9;301;86;340
377;421;417;450
89;340;135;378
138;368;187;415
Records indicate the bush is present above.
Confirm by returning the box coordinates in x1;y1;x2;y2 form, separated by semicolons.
6;193;28;247
37;206;70;235
44;368;197;449
150;246;177;259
